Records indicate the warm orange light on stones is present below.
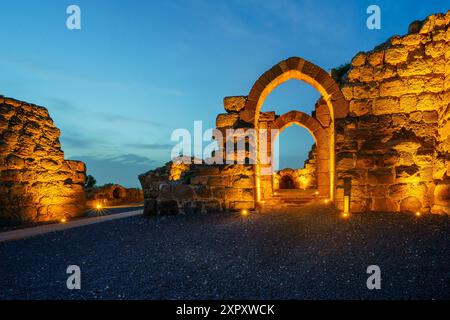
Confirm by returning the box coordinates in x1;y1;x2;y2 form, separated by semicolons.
0;97;87;223
138;12;450;216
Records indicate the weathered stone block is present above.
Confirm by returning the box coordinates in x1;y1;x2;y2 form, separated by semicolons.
380;78;408;97
204;200;222;213
224;96;247;113
208;176;228;187
385;46;409;65
216;113;239;128
190;175;209;185
372;97;400;115
416;93;442;111
173;184;195;200
367;50;384;67
356;153;374;168
372;197;398;212
368;168;395;185
434;181;450;206
230;201;254;210
231;175;254;188
399;94;418;113
349;99;371;116
422;110;438;123
259;111;276;122
400;196;422;212
193;185;211;198
351;52;366;67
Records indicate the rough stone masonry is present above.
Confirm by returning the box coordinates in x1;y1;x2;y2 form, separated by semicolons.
0;96;86;222
335;11;450;214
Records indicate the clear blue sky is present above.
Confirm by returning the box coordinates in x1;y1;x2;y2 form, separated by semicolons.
1;0;448;187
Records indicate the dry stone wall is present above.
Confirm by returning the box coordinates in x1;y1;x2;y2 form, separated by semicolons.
335;11;450;213
139;160;254;215
273;146;317;190
0;96;86;222
86;184;143;207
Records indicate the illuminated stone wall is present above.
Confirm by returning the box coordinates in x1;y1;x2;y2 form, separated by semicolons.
0;96;86;222
335;11;450;213
86;184;144;207
273;147;317;190
139;161;254;215
218;104;331;198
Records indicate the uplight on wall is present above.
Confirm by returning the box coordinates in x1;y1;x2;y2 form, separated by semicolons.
344;195;350;214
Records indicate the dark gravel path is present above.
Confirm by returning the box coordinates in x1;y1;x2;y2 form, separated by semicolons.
0;205;143;232
0;204;449;300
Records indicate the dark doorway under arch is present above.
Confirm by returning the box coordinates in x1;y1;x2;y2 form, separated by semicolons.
113;188;122;199
279;175;295;189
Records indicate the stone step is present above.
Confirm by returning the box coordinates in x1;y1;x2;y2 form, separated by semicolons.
273;197;313;201
264;196;315;208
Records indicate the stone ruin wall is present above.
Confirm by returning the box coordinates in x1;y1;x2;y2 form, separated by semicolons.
139;96;325;215
139;96;259;216
216;97;330;201
0;96;86;222
139;160;254;215
274;146;317;190
335;11;450;214
86;184;144;207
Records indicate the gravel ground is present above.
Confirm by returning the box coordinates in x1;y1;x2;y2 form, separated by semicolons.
0;204;449;300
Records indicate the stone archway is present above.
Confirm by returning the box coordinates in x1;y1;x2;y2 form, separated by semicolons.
271;111;331;198
112;187;122;199
241;57;348;203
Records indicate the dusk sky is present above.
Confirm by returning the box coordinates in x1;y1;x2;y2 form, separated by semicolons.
1;0;448;187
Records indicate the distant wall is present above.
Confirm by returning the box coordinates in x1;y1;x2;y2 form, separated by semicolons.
86;184;144;207
0;96;86;222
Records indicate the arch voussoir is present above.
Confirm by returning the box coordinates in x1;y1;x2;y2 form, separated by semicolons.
270;64;283;78
273;111;323;138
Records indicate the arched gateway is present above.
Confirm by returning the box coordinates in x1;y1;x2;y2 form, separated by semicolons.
271;111;330;199
241;57;349;203
139;57;351;214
